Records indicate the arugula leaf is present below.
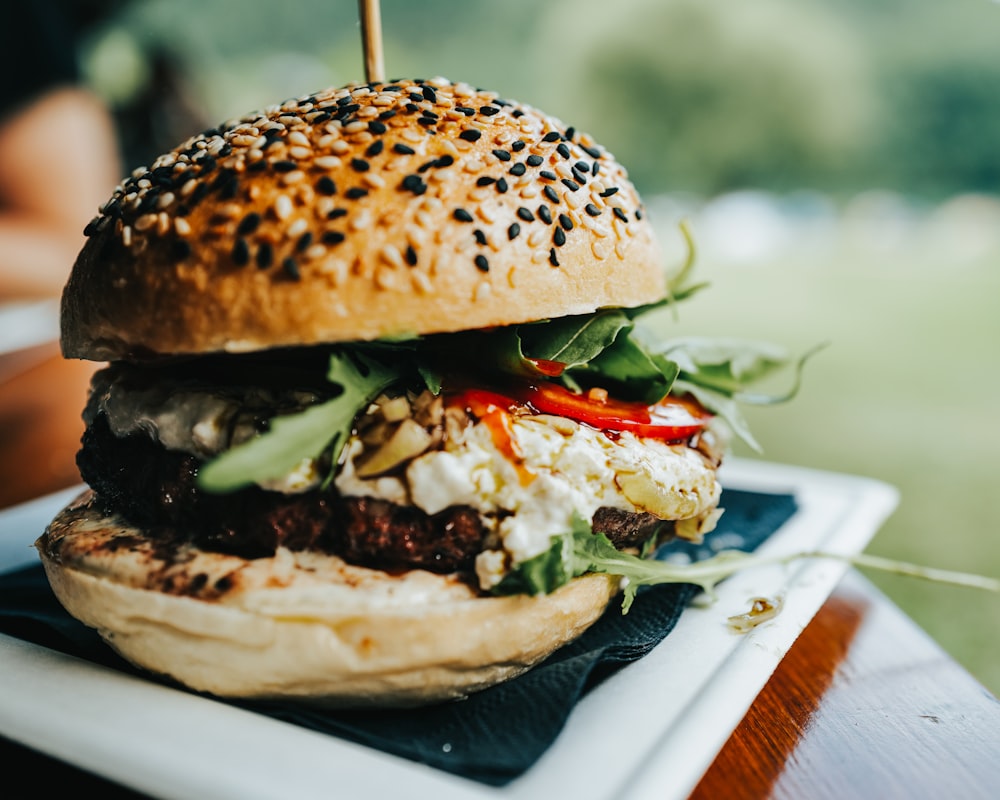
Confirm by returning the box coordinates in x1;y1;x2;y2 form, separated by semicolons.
518;310;634;369
496;520;1000;613
197;350;399;493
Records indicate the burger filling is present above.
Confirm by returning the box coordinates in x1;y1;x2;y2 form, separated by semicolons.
74;305;807;595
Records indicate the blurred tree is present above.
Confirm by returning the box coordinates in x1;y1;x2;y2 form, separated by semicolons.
544;0;876;195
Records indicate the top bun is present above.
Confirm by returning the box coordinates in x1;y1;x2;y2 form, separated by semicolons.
62;78;666;362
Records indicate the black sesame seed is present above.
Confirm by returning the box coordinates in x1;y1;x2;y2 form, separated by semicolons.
256;241;273;269
454;208;474;222
556;143;570;159
538;205;553;225
526;155;544;167
474;228;488;245
613;207;629;222
295;231;312;252
474;254;490;272
346;187;369;199
231;238;250;266
418;116;437;127
492;149;511;162
585;203;602;217
512;140;526;151
542;131;561;142
508;222;521;240
496;177;508;193
272;160;297;172
592;161;600;176
170;238;192;261
540;170;557;181
393;143;416;155
409;92;424;102
543;185;560;204
322;230;345;245
575;161;589;173
558;213;574;230
83;218;100;237
327;208;348;219
313;112;332;124
553;227;566;246
456;106;476;116
599;187;619;197
635;208;643;220
405;245;418;266
405;103;420;113
512;109;524;118
436;154;455;167
247;159;268;172
422;85;437;102
549;248;560;266
565;127;576;140
582;145;601;159
237;212;261;235
283;257;300;280
509;162;526;176
401;174;427;195
368;121;387;135
477;176;496;186
337;96;355;106
561;178;580;192
459;129;482;142
378;110;396;121
516;207;535;222
315;176;337;195
365;140;384;157
572;167;588;184
479;105;499;116
351;158;370;172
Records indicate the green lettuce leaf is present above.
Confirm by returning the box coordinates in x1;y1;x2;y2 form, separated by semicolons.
196;350;399;493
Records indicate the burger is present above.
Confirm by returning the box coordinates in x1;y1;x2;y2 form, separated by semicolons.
35;77;788;707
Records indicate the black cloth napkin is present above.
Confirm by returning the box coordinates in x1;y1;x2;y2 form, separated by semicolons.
0;488;796;787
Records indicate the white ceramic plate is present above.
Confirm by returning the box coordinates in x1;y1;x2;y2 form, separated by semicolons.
0;458;897;800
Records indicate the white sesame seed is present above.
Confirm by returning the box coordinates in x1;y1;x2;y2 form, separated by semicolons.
476;205;497;224
527;228;546;247
439;139;460;158
379;244;405;269
463;158;485;174
555;163;573;180
373;94;396;106
121;225;133;247
415;210;434;229
157;213;171;236
401;128;423;143
180;179;198;197
174;218;192;237
137;178;152;190
305;244;327;260
356;106;379;118
330;140;350;155
282;170;306;185
156;192;175;210
133;213;158;232
289;146;312;160
531;249;548;264
230;134;257;147
350;208;373;231
563;191;583;209
375;264;401;291
615;242;627;260
363;173;386;190
411;270;433;294
517;184;539;200
431;169;455;184
591;240;610;260
287;218;309;238
288;130;310;147
316;197;336;217
473;280;492;303
343;120;368;134
494;131;514;145
320;258;348;286
274;195;293;219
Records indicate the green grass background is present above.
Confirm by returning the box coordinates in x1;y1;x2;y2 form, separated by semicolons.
648;193;1000;696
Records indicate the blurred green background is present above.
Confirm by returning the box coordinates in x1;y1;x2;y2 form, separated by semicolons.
77;0;1000;693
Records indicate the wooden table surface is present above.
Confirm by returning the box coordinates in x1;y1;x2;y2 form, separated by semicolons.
2;348;1000;799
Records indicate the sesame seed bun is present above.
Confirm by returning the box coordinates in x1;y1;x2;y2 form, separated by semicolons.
61;77;665;362
36;491;618;707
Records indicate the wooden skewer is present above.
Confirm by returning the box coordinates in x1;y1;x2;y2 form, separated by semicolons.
358;0;385;83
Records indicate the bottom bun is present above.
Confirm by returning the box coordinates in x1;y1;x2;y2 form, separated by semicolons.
35;491;619;707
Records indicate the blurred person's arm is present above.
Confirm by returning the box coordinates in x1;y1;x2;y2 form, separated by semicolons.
0;87;121;300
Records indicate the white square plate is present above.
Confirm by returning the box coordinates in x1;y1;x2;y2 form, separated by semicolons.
0;458;897;800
